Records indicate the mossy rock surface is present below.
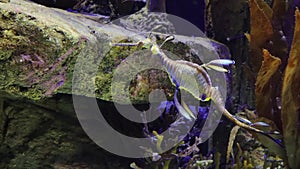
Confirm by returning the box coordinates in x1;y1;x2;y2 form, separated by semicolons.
0;0;228;104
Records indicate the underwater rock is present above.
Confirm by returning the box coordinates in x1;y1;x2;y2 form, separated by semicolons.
0;0;229;104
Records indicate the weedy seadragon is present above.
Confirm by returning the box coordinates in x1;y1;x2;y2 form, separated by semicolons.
112;33;283;147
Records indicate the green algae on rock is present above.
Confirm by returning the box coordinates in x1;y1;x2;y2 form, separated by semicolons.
0;0;228;104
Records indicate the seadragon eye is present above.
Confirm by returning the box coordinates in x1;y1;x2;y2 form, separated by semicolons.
142;38;153;49
150;45;160;55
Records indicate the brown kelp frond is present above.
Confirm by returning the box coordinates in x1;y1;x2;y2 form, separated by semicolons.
248;0;274;73
255;49;281;123
281;8;300;169
247;0;288;74
248;0;300;167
